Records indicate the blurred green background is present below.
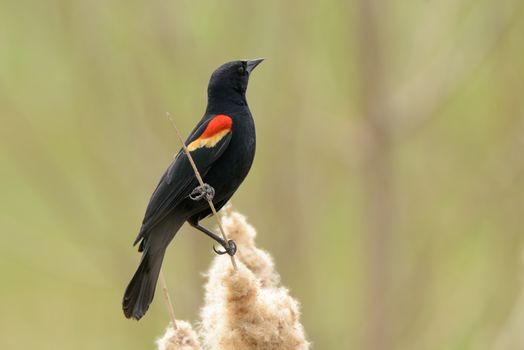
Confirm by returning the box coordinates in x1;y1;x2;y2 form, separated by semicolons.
1;0;524;349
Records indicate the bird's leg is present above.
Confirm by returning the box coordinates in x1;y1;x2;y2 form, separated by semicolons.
189;183;215;202
188;184;236;255
188;220;237;256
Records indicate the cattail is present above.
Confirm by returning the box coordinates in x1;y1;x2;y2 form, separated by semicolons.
157;210;309;349
156;321;201;350
199;211;310;350
221;211;280;288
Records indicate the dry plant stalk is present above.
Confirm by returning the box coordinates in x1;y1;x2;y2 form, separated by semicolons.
159;270;178;330
167;112;237;271
493;251;524;349
157;209;309;350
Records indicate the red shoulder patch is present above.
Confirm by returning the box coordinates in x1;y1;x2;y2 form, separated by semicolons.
187;114;232;152
199;114;232;139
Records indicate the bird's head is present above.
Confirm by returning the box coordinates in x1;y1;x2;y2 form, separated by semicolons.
207;59;264;104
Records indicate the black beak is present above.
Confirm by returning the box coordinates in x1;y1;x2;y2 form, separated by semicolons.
246;58;264;74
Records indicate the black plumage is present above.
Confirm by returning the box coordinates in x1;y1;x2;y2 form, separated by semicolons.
123;59;263;320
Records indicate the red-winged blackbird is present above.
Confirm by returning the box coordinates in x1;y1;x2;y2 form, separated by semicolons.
123;59;263;320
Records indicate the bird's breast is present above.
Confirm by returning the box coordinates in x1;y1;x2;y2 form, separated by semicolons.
202;114;255;195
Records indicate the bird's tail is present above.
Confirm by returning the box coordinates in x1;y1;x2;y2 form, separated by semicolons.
122;246;165;320
123;217;184;320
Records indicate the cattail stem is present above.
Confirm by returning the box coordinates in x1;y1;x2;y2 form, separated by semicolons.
159;270;178;330
167;112;238;271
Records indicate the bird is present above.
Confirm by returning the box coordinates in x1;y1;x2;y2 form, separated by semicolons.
123;59;263;320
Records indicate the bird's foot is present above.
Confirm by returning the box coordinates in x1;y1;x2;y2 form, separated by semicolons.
213;239;237;256
190;183;215;201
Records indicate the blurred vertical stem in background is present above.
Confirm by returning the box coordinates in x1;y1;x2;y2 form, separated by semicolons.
355;0;394;349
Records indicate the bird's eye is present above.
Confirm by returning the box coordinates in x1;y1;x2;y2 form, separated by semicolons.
238;65;245;74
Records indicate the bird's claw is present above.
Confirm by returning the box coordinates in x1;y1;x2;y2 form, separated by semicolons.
190;183;215;201
213;240;237;256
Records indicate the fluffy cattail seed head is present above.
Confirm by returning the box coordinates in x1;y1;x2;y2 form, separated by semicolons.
156;321;201;350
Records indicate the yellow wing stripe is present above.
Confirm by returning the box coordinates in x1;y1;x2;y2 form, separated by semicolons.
187;129;231;152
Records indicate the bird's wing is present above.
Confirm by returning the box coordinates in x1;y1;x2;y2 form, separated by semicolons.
134;114;233;246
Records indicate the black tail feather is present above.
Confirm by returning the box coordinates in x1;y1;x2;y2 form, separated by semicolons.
122;248;165;320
